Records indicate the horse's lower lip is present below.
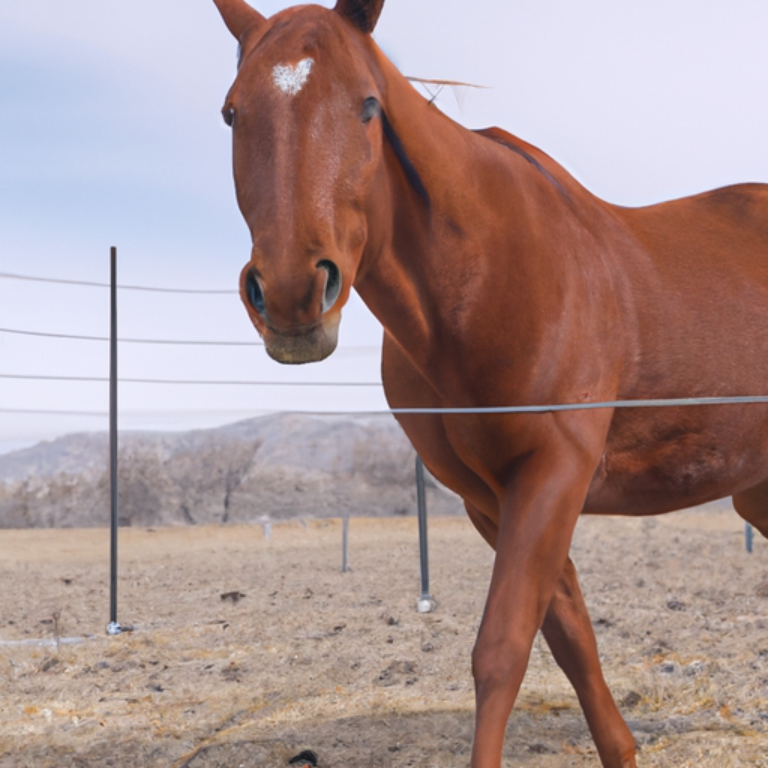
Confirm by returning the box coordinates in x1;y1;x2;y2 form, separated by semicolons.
265;317;323;337
262;318;340;364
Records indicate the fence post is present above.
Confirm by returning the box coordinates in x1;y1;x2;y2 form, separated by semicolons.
415;456;437;613
341;516;350;572
746;523;754;554
107;246;123;636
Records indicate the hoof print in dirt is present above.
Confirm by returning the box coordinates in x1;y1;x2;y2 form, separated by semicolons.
375;660;418;687
288;749;318;766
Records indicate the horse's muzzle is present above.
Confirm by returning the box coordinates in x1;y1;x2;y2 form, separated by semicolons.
262;316;340;364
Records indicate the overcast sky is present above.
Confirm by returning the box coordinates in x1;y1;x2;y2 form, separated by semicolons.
1;0;767;453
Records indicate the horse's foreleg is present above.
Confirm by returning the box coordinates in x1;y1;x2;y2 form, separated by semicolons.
469;448;596;768
541;558;638;768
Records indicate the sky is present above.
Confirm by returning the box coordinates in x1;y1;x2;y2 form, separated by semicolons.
1;0;767;453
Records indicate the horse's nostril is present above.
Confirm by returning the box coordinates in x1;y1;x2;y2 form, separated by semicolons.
245;271;266;316
319;260;342;313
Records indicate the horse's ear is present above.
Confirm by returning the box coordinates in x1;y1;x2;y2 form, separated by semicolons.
334;0;385;33
213;0;266;41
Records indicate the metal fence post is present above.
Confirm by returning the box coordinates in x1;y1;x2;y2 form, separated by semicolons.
342;516;350;572
107;246;123;636
415;455;436;613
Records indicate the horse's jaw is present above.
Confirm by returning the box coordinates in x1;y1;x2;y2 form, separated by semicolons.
261;315;341;364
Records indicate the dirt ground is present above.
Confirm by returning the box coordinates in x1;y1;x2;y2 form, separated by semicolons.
1;507;767;767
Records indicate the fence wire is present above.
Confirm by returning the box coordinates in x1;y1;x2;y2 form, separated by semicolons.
0;271;237;294
0;326;264;346
4;269;768;415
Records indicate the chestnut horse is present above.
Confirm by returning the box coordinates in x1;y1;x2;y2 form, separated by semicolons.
211;1;768;766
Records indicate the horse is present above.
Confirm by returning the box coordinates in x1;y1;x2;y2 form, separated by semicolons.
211;1;768;766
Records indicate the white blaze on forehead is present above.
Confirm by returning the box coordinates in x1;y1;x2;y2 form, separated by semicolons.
272;58;315;96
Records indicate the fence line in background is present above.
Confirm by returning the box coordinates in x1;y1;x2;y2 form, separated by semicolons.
0;271;237;294
0;326;265;346
7;371;768;412
1;256;761;637
0;325;377;352
0;373;381;387
0;407;108;416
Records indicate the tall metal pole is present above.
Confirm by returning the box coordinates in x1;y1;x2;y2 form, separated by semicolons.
415;455;436;613
107;246;122;636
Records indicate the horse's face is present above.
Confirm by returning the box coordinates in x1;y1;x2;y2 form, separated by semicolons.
214;0;386;364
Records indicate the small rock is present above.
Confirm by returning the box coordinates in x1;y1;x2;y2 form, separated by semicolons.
527;743;557;754
221;662;243;682
683;661;704;677
666;600;686;612
40;657;60;673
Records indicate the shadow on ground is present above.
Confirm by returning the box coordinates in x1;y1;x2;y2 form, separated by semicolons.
4;707;743;768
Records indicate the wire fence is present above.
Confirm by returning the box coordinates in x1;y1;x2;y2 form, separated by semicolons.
0;270;238;294
6;267;768;413
0;262;761;634
0;267;385;413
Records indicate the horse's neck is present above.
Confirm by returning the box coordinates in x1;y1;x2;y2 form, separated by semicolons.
356;65;577;374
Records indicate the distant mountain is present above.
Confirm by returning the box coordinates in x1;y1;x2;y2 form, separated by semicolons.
0;414;462;528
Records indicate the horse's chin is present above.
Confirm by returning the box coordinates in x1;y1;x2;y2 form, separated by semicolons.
263;318;340;365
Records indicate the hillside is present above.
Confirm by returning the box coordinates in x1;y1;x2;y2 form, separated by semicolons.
0;414;462;528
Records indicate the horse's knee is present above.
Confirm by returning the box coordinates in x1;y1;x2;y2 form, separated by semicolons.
471;632;529;696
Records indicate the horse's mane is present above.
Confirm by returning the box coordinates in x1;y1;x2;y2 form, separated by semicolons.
475;127;570;200
381;111;431;208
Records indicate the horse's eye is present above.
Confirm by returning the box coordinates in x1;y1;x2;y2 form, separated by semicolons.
361;96;380;123
222;106;236;127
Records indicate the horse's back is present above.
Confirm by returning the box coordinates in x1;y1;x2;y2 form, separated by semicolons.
586;183;768;516
614;181;768;373
620;182;768;274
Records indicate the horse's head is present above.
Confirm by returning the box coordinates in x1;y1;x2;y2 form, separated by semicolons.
213;0;387;364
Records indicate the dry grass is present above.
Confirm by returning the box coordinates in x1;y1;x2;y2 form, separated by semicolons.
0;511;766;767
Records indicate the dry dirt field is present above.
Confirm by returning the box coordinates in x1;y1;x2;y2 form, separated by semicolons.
1;508;767;767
